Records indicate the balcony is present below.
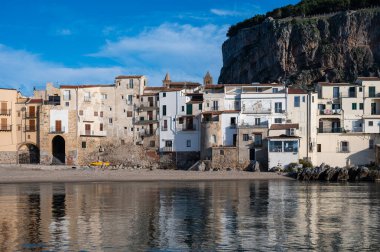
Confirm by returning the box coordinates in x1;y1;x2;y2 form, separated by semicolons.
161;146;173;152
139;129;156;137
139;102;158;111
346;127;363;133
84;97;91;102
0;109;11;116
317;127;344;133
161;126;168;132
318;109;342;116
178;124;197;131
134;119;158;125
0;125;12;131
23;113;37;119
50;126;65;134
238;123;269;129
24;125;36;132
80;130;107;137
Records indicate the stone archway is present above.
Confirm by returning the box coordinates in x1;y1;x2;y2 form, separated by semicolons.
52;135;65;165
18;143;40;164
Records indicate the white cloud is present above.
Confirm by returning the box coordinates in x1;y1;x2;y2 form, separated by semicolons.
92;23;227;85
56;28;72;36
210;9;242;17
0;44;123;94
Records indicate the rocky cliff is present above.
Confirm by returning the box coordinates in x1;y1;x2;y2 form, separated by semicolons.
218;8;380;86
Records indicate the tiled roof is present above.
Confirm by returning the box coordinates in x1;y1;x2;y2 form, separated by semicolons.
318;82;354;86
288;88;307;94
267;135;301;139
60;84;114;89
222;110;240;114
115;75;144;79
270;123;299;130
28;99;43;104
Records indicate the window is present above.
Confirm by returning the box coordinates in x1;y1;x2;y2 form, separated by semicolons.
179;117;184;124
312;96;315;103
109;107;112;111
294;96;300;107
369;87;376;97
84;92;91;102
254;134;262;146
162;120;168;131
63;90;71;101
212;100;218;110
65;102;69;107
165;140;172;147
100;123;103;131
79;110;83;116
129;79;134;89
127;95;133;105
243;134;249;141
127;111;132;117
199;104;202;110
284;141;298;153
352;103;357;110
255;118;261;125
121;95;124;100
333;87;340;98
359;103;364;110
220;150;224;155
121;140;125;145
181;106;184;112
94;111;98;116
230;117;236;126
100;111;103;117
272;88;278;93
109;118;113;124
101;93;107;100
369;139;374;149
212;135;217;144
150;141;155;147
275;118;282;123
82;141;86;149
302;96;305;102
163;92;166;97
317;144;321;152
275;102;282;113
186;140;191;147
340;141;349;152
163;105;167;116
269;141;282;152
369;121;374;126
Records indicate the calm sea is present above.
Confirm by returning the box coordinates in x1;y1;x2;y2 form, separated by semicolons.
0;181;379;251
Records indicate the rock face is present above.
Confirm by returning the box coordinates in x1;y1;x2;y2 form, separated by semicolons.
219;8;380;86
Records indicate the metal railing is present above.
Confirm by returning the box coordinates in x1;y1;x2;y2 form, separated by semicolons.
161;147;173;152
319;109;342;115
24;125;36;132
238;123;269;128
178;124;197;131
139;101;158;109
317;127;344;133
50;126;65;134
0;109;11;116
242;107;272;114
0;125;12;131
23;112;37;119
161;126;168;131
84;97;91;102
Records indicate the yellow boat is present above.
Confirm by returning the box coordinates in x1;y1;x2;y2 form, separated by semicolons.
90;161;110;166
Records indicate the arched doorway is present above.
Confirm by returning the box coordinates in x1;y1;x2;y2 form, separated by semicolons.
52;136;65;164
18;143;40;164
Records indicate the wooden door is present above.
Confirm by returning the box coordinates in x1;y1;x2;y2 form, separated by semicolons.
148;97;154;106
1;102;7;114
1;118;6;130
29;106;35;117
55;120;62;132
85;124;91;135
29;119;36;131
147;111;153;120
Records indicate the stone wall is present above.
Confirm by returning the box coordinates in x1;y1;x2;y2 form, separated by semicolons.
211;147;238;170
0;152;17;164
176;151;200;170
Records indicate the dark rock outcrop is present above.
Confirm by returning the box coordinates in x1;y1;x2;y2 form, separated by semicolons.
219;8;380;87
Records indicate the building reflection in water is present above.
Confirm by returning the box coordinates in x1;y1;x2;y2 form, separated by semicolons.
0;181;379;251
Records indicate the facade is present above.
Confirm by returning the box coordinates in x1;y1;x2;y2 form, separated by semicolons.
1;73;380;169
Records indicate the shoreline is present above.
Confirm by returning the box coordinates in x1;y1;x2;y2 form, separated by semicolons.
0;165;293;183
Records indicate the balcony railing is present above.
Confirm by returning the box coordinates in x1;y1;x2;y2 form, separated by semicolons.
242;107;272;114
337;146;350;153
139;129;156;137
50;126;65;134
161;126;168;131
24;125;36;132
139;102;158;110
23;113;37;119
318;127;344;133
238;123;269;128
0;125;12;131
0;109;11;116
84;97;91;102
178;124;197;131
161;147;173;152
80;130;107;137
346;127;363;133
319;109;342;115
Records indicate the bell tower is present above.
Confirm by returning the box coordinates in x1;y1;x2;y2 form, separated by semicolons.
203;71;213;85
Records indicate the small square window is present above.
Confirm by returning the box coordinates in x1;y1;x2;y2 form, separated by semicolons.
369;121;374;126
220;150;224;155
65;102;69;107
352;103;357;110
163;92;166;97
275;118;282;123
82;141;86;149
186;140;191;147
94;111;98;116
243;134;249;141
359;103;364;110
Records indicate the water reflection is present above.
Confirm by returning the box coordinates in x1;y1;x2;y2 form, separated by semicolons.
0;181;379;251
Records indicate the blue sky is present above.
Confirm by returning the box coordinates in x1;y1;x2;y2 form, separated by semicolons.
0;0;298;94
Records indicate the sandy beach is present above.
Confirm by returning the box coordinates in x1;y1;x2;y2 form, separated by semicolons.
0;165;293;183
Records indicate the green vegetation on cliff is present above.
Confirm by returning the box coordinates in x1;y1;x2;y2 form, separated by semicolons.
227;0;380;37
